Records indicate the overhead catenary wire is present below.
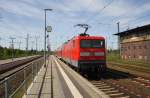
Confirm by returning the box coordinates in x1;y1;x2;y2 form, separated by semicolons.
110;0;144;22
113;2;150;31
118;14;150;31
99;1;149;27
121;13;150;27
85;0;115;23
101;0;149;32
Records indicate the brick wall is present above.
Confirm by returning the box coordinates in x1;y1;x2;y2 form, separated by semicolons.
121;40;150;62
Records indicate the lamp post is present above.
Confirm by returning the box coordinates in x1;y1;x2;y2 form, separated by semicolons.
44;9;52;67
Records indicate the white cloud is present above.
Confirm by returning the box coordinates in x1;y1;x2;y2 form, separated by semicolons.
0;0;43;19
0;0;150;50
49;0;104;12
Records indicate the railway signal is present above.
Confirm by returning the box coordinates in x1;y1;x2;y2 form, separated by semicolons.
46;26;52;32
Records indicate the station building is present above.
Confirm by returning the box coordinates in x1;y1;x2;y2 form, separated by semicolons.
114;24;150;62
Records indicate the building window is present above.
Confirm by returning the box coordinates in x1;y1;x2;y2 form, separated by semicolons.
144;56;147;60
124;47;127;51
144;45;147;49
121;47;124;52
133;46;136;49
128;46;130;49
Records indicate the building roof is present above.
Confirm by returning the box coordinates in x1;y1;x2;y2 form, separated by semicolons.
114;24;150;36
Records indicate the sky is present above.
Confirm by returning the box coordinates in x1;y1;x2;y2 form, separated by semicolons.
0;0;150;51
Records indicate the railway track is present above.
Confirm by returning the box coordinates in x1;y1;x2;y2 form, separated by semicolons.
132;77;150;88
0;55;42;81
0;55;41;74
0;56;44;98
59;57;150;98
88;69;150;98
108;62;150;78
90;80;135;98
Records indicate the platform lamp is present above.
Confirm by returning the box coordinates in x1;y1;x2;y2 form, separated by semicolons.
44;9;52;67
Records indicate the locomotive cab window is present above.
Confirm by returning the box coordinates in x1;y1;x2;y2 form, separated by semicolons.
80;40;91;48
92;40;104;48
80;39;104;48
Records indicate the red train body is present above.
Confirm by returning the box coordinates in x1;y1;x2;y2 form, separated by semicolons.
56;34;106;76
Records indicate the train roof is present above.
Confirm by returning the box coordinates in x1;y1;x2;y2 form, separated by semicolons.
62;34;105;46
76;35;105;39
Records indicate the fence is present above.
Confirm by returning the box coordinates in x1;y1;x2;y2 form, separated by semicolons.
0;57;44;98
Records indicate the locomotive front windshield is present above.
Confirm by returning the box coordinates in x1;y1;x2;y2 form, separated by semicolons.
80;39;104;48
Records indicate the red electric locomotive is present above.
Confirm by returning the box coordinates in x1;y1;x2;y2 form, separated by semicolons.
56;24;106;77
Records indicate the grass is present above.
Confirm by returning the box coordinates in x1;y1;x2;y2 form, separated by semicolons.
0;46;45;60
107;52;150;68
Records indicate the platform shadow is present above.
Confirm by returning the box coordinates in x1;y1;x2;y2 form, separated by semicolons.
87;68;136;80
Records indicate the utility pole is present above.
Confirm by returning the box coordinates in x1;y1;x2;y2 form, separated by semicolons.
117;22;121;57
9;37;15;61
111;42;114;51
18;41;22;50
35;36;38;54
25;34;29;56
117;22;120;33
31;41;34;50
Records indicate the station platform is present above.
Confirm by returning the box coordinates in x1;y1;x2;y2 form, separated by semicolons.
22;58;65;98
22;56;109;98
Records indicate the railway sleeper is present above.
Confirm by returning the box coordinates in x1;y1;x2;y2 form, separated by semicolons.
109;92;124;97
133;79;150;86
91;81;104;83
94;83;108;86
134;77;150;82
116;96;130;98
99;87;115;91
105;90;119;93
98;85;111;89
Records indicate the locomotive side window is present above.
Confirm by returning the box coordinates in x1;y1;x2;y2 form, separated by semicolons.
80;39;104;48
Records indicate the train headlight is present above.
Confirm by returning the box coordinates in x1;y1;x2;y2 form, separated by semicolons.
80;52;90;56
94;52;104;56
